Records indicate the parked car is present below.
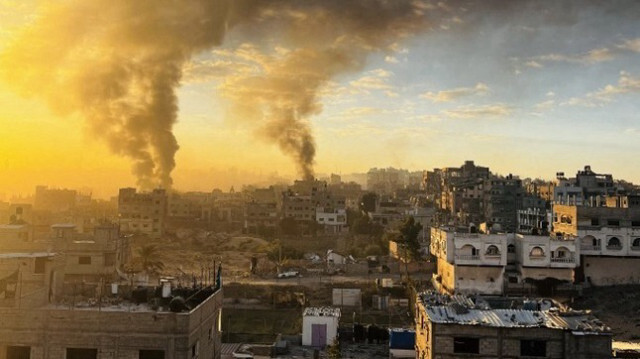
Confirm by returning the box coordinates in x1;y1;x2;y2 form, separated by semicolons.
277;271;300;278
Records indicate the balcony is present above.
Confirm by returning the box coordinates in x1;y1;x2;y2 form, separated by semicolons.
605;245;623;251
529;255;546;261
550;257;575;263
580;244;600;251
455;255;480;261
631;246;640;251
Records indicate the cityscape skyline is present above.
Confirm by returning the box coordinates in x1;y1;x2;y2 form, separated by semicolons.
1;1;640;197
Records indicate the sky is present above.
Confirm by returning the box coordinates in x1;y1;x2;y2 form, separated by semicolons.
1;1;640;199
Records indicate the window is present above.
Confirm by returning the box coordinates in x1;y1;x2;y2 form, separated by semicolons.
453;337;479;354
591;218;600;226
607;237;622;249
139;350;164;359
633;238;640;248
607;219;620;226
507;244;515;253
34;257;46;274
485;245;500;256
520;340;546;357
191;341;199;359
78;256;92;265
66;348;97;359
7;346;30;359
529;246;544;257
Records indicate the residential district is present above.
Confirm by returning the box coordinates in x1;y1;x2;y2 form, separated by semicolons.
2;162;640;358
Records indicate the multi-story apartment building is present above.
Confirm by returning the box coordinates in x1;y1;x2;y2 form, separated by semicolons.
118;188;167;238
0;221;224;359
553;203;640;286
430;227;579;295
554;166;616;206
52;222;130;285
483;174;524;233
282;180;346;223
415;291;611;359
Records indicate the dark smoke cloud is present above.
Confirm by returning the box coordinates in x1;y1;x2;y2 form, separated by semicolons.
1;0;442;186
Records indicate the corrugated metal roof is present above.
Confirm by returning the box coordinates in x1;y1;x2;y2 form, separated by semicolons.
303;306;341;317
419;291;610;334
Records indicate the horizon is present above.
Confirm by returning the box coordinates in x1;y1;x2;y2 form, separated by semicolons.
2;1;640;199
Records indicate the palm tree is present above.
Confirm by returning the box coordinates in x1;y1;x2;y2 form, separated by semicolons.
134;244;165;276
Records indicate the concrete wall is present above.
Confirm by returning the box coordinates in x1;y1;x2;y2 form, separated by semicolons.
436;260;504;295
583;256;640;285
425;322;610;359
301;315;339;347
0;289;223;359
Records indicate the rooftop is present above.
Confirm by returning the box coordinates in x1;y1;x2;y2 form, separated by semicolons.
303;306;341;317
418;291;610;334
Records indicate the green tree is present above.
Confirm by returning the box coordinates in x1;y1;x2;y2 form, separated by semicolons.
359;192;377;213
399;216;423;261
134;244;165;275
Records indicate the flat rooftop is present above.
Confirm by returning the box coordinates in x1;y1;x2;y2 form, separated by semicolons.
418;291;610;334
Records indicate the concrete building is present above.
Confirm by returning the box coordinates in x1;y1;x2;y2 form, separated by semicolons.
0;220;224;359
301;307;341;347
553;204;640;286
118;188;167;238
430;227;507;295
483;175;524;233
430;227;579;296
554;166;616;206
0;284;223;359
315;207;347;234
52;222;130;285
415;291;612;359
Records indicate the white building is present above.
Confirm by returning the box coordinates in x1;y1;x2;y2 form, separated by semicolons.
302;307;341;347
316;207;347;234
430;227;579;295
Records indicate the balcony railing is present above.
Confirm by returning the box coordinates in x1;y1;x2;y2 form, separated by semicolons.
529;255;546;260
580;245;600;251
455;255;479;261
550;257;575;263
631;246;640;251
606;245;622;250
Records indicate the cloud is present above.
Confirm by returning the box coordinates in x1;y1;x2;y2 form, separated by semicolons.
563;71;640;107
420;83;489;102
384;55;399;64
534;99;555;111
349;68;395;93
442;104;511;119
525;60;543;68
527;37;640;68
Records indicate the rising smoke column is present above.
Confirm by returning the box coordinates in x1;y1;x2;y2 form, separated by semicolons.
218;0;436;180
0;0;245;189
1;0;442;186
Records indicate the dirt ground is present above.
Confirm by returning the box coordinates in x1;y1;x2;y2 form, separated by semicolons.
572;285;640;341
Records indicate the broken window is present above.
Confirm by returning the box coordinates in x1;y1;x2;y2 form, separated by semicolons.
66;348;97;359
453;337;479;354
520;340;546;357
